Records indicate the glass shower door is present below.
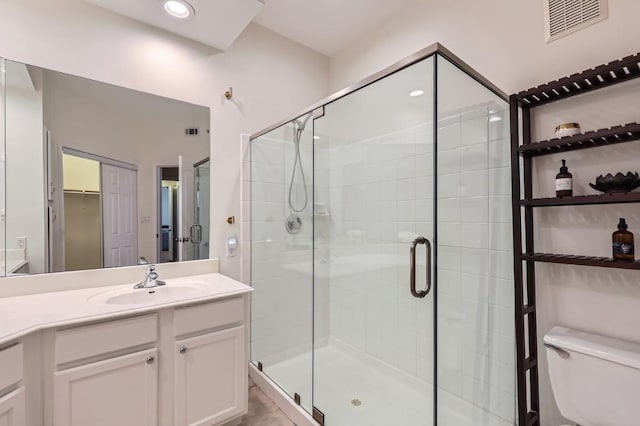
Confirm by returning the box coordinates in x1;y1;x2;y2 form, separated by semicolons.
312;56;436;426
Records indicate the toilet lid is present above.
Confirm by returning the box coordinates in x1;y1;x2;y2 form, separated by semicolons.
545;326;640;370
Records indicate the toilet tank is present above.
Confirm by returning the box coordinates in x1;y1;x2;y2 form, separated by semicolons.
544;326;640;426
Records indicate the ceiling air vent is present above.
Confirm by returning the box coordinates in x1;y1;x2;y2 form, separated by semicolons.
545;0;608;43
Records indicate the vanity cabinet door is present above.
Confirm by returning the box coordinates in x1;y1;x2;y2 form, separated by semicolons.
53;349;158;426
0;387;26;426
174;326;245;426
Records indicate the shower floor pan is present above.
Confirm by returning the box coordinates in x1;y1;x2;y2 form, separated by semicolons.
252;345;513;426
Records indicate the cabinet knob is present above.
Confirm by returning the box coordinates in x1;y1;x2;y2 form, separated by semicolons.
179;346;187;354
146;356;155;364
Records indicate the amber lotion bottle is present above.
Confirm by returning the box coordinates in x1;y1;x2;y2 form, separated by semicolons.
613;218;634;261
555;159;573;197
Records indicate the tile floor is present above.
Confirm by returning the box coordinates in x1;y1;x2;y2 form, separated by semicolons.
237;379;295;426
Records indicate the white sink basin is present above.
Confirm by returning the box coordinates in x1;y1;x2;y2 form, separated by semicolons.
89;284;207;305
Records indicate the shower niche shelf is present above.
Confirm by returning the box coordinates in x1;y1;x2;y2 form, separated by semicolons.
510;51;640;426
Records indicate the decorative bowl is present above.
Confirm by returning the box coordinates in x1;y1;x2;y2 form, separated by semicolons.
589;172;640;193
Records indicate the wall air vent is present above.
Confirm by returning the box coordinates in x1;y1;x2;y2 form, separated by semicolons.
545;0;608;43
185;128;199;136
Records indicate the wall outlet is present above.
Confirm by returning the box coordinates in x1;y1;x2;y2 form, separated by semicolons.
16;236;26;250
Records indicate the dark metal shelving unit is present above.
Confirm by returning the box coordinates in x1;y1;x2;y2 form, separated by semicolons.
510;52;640;426
521;253;640;270
521;192;640;207
518;122;640;156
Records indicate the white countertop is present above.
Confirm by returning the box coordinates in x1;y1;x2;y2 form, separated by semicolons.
0;272;252;346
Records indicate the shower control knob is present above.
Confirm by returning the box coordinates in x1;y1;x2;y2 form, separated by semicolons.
285;214;303;234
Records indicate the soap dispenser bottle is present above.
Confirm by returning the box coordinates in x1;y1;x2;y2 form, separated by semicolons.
613;218;634;261
555;159;573;197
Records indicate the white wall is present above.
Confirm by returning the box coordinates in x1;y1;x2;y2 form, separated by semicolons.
5;85;45;273
328;2;640;425
530;79;640;426
329;0;640;95
0;0;330;279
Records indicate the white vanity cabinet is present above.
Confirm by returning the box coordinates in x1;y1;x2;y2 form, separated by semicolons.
0;344;25;426
51;314;159;426
42;294;248;426
173;297;247;426
0;387;26;426
1;279;250;426
53;349;158;426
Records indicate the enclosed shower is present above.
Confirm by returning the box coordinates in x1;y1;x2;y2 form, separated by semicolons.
249;45;515;426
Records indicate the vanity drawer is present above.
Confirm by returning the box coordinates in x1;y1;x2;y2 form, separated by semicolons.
0;343;23;391
55;314;158;365
174;297;244;337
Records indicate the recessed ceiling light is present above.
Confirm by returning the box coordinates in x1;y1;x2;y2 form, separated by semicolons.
164;0;194;19
313;136;320;140
409;90;425;97
489;116;503;122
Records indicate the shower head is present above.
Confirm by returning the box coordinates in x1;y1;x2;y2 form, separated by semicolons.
294;112;313;132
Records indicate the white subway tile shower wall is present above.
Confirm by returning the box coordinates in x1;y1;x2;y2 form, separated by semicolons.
249;127;315;413
437;107;514;424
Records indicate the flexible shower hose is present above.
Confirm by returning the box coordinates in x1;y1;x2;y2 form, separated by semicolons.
288;117;310;213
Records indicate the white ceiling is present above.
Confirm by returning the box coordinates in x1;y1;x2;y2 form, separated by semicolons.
80;0;411;55
83;0;264;50
253;0;413;55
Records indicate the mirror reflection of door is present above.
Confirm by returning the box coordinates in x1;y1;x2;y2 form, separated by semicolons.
59;150;138;271
158;158;209;263
194;159;210;260
158;166;179;263
178;154;194;262
101;163;137;268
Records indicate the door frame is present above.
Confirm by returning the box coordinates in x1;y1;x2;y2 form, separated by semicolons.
156;165;179;263
192;157;210;261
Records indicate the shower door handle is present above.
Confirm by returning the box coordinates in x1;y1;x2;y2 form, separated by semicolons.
410;237;432;298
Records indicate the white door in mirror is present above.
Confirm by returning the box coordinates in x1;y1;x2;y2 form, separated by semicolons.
102;164;138;268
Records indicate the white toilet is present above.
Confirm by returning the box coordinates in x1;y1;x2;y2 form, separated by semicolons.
544;326;640;426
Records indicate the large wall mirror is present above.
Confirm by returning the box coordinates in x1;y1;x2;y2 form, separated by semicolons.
0;58;210;276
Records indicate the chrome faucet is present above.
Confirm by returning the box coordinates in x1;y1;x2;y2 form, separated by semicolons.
134;265;166;289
